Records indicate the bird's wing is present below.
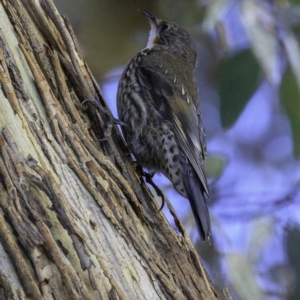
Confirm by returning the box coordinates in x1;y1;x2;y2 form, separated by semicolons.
137;51;209;196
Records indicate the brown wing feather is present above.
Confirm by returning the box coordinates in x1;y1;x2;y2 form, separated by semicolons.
137;51;209;196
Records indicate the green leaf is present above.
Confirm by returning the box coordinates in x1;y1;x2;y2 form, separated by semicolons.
289;0;300;5
247;217;274;262
202;0;230;30
241;0;279;84
280;68;300;157
216;50;260;128
226;253;265;300
284;225;300;297
205;154;226;179
282;30;300;90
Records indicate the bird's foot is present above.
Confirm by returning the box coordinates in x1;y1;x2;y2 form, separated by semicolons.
82;98;126;141
136;165;165;211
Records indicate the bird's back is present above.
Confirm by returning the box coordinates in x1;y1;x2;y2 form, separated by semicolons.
117;11;211;240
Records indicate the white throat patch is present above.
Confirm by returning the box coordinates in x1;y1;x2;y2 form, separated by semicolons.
146;24;158;48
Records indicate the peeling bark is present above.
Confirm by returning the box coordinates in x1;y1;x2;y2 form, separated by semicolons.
0;0;232;299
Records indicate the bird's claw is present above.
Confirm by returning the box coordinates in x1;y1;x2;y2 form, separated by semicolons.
82;98;101;109
82;98;126;141
112;118;127;127
138;167;165;211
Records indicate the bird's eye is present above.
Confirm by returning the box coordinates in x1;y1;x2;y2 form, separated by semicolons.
161;23;169;31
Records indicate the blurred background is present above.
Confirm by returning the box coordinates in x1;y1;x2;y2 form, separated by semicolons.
54;1;300;299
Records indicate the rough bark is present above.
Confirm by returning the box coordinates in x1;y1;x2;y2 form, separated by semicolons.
0;0;232;299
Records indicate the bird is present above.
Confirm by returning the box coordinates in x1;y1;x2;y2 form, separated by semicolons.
117;10;211;240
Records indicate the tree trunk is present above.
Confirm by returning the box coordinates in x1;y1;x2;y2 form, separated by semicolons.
0;1;231;299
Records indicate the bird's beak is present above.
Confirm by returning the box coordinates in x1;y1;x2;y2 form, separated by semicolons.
139;9;160;47
138;9;159;27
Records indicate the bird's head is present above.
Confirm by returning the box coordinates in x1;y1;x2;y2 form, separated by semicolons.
139;9;197;69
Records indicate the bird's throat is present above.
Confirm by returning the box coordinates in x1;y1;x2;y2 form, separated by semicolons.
146;25;160;48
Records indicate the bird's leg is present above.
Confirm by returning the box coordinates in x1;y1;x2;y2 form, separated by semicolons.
98;117;127;142
136;164;165;211
82;98;126;141
144;173;166;212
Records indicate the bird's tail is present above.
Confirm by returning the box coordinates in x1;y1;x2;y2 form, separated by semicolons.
182;163;211;241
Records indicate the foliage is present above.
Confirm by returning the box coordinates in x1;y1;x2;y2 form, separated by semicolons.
198;1;300;299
